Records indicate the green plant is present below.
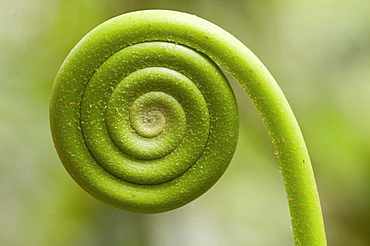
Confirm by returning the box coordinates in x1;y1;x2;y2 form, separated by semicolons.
50;10;326;245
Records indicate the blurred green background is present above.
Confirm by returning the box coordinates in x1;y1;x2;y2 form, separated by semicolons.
1;0;369;245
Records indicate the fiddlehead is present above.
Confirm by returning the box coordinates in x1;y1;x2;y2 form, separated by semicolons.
50;10;326;245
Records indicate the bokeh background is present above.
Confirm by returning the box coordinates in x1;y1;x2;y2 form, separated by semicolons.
1;0;369;245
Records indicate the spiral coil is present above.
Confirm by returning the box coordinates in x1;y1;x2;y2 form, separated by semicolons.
50;10;326;245
50;11;239;213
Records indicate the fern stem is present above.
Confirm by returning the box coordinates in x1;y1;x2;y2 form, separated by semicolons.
50;10;327;245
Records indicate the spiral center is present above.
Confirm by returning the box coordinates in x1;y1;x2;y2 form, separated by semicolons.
141;109;165;135
130;92;178;138
106;78;189;160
